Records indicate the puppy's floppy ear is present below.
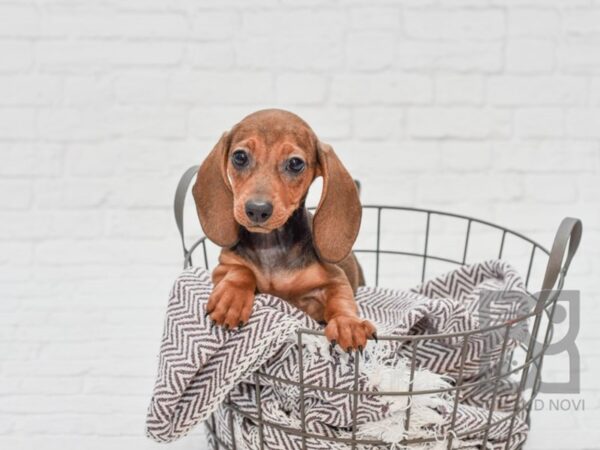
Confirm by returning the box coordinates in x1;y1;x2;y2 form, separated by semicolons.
192;132;239;248
313;142;362;264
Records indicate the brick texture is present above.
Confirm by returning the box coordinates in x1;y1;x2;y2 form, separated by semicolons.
1;1;599;449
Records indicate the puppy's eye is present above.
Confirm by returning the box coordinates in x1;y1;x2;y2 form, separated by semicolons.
231;150;249;168
286;157;305;174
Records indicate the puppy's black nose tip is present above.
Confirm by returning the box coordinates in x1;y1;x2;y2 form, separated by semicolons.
245;200;273;223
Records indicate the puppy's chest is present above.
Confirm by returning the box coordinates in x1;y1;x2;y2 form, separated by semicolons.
235;219;315;274
239;242;313;285
250;245;306;273
235;239;320;293
250;247;328;318
234;237;328;321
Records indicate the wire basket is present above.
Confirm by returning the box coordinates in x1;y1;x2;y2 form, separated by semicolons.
174;166;582;450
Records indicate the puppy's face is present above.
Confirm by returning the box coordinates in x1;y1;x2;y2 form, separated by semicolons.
225;115;318;232
194;108;362;262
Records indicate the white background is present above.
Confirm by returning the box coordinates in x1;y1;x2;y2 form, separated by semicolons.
1;0;599;449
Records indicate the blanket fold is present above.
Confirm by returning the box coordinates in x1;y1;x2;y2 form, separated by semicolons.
147;260;531;449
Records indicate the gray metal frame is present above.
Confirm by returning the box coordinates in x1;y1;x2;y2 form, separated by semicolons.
174;166;582;450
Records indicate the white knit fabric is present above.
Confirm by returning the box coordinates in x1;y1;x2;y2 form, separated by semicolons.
147;260;530;449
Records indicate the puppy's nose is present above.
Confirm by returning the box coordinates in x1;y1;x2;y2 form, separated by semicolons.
245;200;273;223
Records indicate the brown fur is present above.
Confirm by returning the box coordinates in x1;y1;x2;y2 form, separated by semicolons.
193;109;376;351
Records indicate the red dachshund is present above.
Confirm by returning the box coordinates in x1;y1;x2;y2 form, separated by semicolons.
193;109;376;351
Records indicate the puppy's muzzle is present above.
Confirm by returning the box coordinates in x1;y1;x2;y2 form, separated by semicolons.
245;200;273;224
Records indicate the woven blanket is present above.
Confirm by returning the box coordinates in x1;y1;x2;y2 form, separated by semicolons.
146;260;531;449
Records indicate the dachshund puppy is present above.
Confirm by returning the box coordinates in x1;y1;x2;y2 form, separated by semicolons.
193;109;376;351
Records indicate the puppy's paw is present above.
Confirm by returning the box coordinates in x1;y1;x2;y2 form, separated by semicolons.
205;281;255;329
324;316;377;352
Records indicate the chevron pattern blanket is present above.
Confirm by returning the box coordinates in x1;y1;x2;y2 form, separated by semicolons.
146;260;530;449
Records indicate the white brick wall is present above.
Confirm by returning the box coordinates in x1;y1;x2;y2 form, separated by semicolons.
1;1;599;449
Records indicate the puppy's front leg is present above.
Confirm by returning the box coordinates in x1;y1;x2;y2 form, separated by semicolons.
322;268;377;352
206;252;256;329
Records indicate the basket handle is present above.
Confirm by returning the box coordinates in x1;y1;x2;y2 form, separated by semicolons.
174;165;200;258
537;217;582;307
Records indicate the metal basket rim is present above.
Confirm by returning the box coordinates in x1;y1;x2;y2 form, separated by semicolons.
329;204;551;256
186;204;556;341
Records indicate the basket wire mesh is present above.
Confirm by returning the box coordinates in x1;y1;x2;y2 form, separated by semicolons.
174;167;581;450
